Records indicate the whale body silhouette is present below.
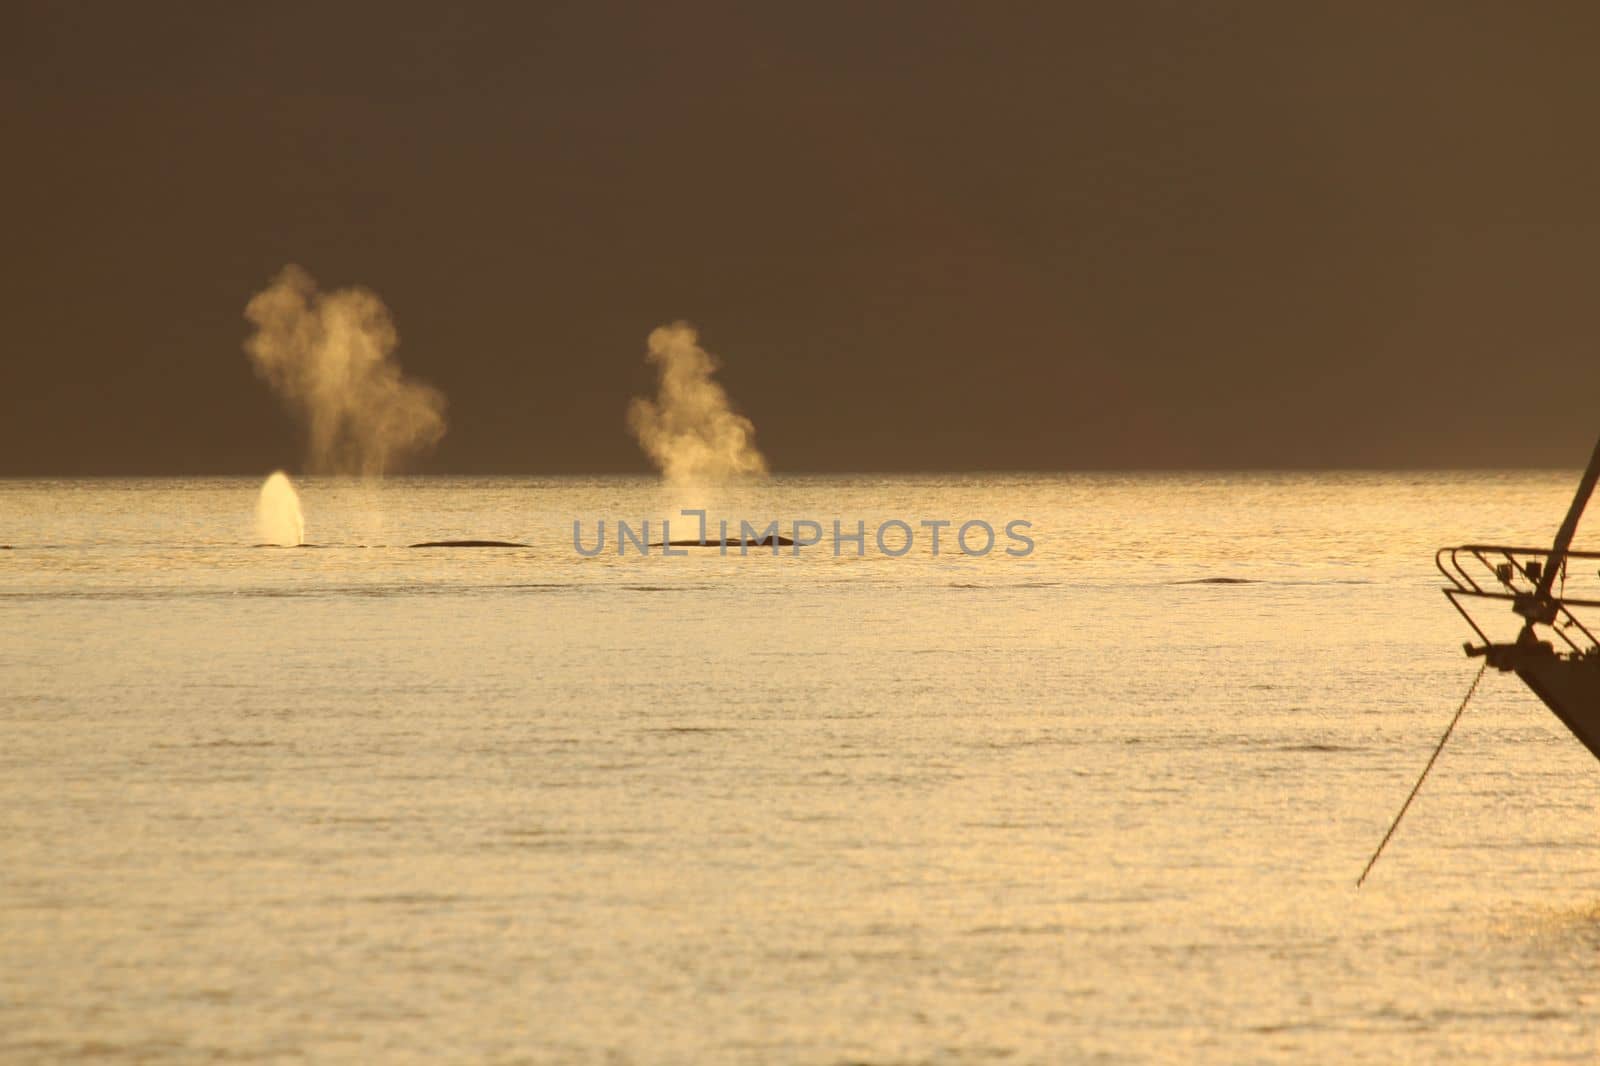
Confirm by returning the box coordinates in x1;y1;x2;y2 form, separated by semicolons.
649;535;796;548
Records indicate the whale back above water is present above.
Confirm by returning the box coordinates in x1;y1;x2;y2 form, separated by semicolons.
649;535;796;549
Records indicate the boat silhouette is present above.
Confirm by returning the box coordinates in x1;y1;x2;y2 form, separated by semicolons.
1440;436;1600;760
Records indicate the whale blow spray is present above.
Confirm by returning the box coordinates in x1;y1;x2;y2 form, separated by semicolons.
256;471;305;546
244;265;446;477
627;323;768;485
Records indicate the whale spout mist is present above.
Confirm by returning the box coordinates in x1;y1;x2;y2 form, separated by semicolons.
244;265;446;477
257;471;305;547
627;322;768;484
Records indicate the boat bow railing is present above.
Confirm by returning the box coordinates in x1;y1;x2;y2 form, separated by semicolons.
1437;543;1600;657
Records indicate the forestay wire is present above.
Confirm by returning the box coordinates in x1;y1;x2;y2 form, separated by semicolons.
1357;660;1490;888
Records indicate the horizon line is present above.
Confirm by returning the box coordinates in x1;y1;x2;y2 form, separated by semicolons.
0;465;1590;480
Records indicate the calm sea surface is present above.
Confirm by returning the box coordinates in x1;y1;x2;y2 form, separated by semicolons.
4;473;1600;1063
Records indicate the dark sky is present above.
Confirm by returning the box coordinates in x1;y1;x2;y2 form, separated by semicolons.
4;1;1598;474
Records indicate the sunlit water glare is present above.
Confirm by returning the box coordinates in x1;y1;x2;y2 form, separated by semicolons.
3;473;1599;1063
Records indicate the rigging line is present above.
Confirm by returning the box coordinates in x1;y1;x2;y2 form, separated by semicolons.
1357;660;1490;888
